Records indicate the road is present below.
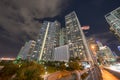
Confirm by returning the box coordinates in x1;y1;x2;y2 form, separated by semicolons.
45;67;120;80
101;67;120;80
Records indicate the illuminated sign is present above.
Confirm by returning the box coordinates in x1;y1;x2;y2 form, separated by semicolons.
81;26;90;30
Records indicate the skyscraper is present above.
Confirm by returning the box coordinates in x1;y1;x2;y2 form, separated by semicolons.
96;41;116;64
17;40;36;60
96;41;104;49
65;11;93;61
99;46;116;63
105;7;120;38
31;21;60;61
59;28;66;46
18;11;93;62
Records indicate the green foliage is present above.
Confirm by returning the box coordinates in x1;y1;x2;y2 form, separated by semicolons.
46;66;57;73
69;57;81;62
0;62;19;80
68;61;81;70
0;61;44;80
0;60;13;66
44;61;67;72
81;73;88;79
44;60;84;72
14;61;44;80
60;63;66;71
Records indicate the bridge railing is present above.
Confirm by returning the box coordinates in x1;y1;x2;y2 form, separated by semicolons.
45;60;103;80
74;65;102;80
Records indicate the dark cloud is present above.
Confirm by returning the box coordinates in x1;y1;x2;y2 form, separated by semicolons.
0;0;69;57
0;0;69;39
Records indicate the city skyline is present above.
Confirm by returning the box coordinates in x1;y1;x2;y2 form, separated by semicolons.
18;12;93;62
0;0;120;57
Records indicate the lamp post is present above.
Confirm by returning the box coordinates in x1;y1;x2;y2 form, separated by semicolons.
90;44;97;55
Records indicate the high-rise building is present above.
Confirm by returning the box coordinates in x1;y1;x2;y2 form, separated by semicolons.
99;46;116;62
31;21;60;61
59;28;66;46
105;7;120;38
96;41;116;64
17;40;36;60
18;12;93;62
96;41;104;49
65;11;93;61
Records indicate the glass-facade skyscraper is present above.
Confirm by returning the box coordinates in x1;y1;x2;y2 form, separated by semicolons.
18;11;93;62
59;28;66;46
31;21;60;61
105;7;120;38
65;12;93;61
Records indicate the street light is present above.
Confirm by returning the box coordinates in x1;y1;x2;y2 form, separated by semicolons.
90;44;98;60
45;71;48;75
44;66;48;75
91;44;95;50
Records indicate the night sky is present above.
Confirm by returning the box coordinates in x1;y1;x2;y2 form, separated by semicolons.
0;0;120;58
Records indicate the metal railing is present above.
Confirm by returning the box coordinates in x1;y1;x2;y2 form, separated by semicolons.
45;61;102;80
57;65;102;80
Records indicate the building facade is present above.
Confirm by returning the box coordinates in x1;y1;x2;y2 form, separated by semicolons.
54;45;69;62
31;21;60;61
96;41;116;64
17;40;36;60
105;7;120;38
65;12;93;61
59;28;66;46
17;12;93;62
99;46;116;63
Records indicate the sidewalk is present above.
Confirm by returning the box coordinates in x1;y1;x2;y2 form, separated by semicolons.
101;68;119;80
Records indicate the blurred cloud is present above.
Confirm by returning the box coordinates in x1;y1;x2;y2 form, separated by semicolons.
0;0;69;40
0;0;69;57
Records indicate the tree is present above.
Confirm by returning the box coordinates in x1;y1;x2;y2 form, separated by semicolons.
60;63;66;71
68;61;81;70
14;61;44;80
0;62;19;80
69;57;81;62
